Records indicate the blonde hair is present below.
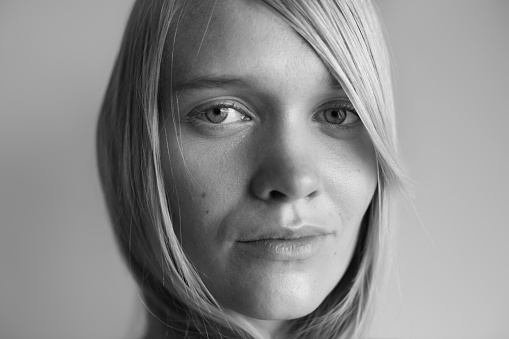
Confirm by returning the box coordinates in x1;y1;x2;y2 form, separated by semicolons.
96;0;405;338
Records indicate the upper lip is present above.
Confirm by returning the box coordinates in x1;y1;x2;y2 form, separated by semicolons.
237;225;332;242
225;202;338;243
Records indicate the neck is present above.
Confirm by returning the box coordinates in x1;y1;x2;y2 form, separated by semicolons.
143;307;291;339
241;317;289;339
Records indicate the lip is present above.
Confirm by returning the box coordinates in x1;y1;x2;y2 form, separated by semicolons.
237;225;332;242
236;226;332;261
237;235;329;260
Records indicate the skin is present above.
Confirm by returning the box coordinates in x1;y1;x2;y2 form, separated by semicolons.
160;0;377;337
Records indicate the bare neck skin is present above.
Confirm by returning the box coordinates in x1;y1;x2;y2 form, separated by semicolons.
242;317;288;339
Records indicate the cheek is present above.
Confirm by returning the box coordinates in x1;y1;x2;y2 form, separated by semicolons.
322;130;378;226
159;128;246;260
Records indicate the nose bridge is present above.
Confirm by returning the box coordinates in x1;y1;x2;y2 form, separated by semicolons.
250;120;323;201
272;126;315;174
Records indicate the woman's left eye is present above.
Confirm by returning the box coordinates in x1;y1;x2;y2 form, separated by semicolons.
187;102;252;125
313;101;359;125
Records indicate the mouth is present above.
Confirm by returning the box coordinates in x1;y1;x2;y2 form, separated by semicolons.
237;227;332;261
237;225;332;242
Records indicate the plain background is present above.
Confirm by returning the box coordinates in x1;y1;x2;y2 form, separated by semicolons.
1;1;508;338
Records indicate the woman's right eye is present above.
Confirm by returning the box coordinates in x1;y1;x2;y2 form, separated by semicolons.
187;102;252;125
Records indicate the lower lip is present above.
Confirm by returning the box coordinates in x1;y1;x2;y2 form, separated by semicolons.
237;235;328;261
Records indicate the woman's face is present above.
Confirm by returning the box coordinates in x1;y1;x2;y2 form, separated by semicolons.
160;0;377;323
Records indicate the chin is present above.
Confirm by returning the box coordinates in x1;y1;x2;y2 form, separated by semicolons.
220;270;335;321
238;291;325;321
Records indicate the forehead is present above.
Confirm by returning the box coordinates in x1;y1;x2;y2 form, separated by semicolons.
167;0;334;89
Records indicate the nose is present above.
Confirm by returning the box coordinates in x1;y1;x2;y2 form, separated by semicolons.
249;130;323;202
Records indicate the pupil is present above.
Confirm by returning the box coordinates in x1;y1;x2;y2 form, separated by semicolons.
213;108;221;115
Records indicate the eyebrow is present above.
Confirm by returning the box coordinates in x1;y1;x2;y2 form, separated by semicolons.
173;75;252;93
327;76;343;91
173;73;344;93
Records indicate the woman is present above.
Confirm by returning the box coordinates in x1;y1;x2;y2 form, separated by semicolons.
97;0;405;338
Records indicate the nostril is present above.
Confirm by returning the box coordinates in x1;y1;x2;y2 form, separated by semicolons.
307;190;320;199
250;163;323;202
269;190;286;200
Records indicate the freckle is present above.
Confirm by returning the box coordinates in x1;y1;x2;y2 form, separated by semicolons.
206;210;209;214
201;192;206;198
